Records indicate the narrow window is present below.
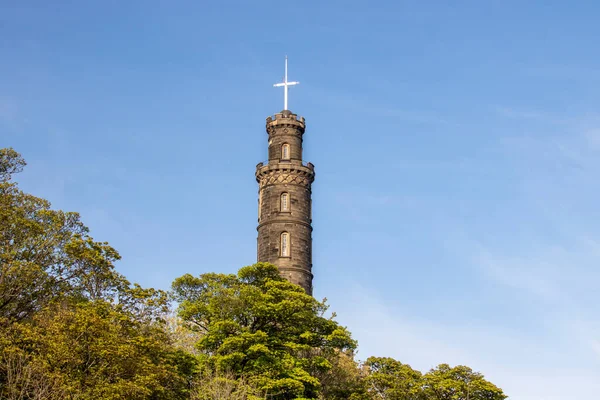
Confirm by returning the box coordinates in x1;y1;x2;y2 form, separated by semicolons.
282;144;290;160
258;191;262;221
281;232;290;257
280;192;289;211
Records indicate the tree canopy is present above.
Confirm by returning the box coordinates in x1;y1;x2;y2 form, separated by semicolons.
0;148;193;399
0;147;134;323
0;148;507;400
356;357;506;400
172;263;357;399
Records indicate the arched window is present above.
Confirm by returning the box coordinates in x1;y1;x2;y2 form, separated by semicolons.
280;192;289;212
258;191;262;221
281;144;290;160
281;232;290;257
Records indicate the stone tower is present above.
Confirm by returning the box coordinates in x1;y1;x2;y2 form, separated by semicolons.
256;110;315;294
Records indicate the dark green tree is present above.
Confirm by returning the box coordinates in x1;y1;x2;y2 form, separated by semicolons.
171;263;356;399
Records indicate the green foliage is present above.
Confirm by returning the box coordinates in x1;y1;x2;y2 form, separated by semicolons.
0;148;507;400
0;148;127;323
0;148;195;399
172;263;357;399
315;350;366;400
422;364;507;400
0;147;26;182
2;300;192;400
190;368;262;400
362;357;424;400
355;357;507;400
0;148;170;325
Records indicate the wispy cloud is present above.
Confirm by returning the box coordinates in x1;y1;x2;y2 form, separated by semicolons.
335;107;600;399
334;280;600;400
473;108;600;396
494;106;555;121
474;249;561;301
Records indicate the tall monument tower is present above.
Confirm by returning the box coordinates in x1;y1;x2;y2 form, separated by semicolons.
256;58;315;294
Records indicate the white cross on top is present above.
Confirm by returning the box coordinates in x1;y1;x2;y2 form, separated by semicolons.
273;56;299;111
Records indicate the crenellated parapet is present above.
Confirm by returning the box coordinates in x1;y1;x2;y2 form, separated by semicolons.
266;110;306;136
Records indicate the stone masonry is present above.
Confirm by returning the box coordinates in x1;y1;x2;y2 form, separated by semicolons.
256;110;315;294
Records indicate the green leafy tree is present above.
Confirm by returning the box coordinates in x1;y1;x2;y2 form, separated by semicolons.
361;357;424;400
171;263;357;400
190;368;262;400
0;343;68;400
315;350;367;400
0;148;196;399
0;148;508;400
422;364;507;400
1;300;194;400
0;148;171;323
0;148;127;323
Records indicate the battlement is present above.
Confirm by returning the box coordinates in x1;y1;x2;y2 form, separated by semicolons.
266;110;305;126
266;111;306;136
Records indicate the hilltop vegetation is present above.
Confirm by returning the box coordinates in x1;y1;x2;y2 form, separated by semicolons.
0;148;507;399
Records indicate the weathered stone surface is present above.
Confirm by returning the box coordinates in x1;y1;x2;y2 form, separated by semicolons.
256;111;315;295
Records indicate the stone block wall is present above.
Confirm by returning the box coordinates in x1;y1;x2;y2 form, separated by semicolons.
256;110;315;294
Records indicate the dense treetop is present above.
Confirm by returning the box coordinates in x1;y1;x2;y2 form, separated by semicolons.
0;148;507;399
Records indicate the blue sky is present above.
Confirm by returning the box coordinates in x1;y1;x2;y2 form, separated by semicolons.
2;1;599;398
